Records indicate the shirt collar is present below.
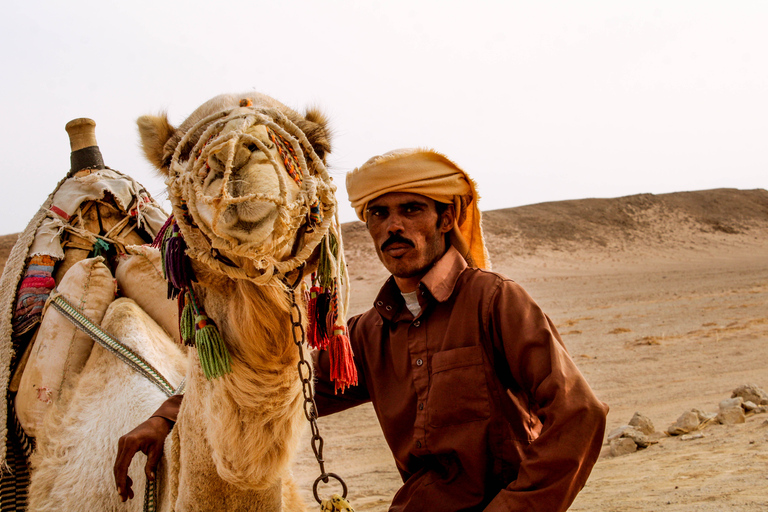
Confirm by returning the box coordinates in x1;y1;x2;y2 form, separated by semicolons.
373;245;468;321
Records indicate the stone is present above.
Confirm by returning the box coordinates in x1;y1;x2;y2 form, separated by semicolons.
731;384;768;406
610;437;637;457
680;432;705;441
743;401;758;412
629;412;656;435
621;426;656;448
717;398;746;425
606;425;631;443
692;408;717;424
668;410;701;435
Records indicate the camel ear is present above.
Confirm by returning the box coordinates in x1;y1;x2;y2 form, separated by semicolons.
137;113;175;174
299;108;332;162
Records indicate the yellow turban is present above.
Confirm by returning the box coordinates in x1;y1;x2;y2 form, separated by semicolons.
346;148;490;270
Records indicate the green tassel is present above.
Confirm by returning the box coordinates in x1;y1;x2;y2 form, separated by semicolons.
91;238;110;258
194;315;232;379
180;298;195;345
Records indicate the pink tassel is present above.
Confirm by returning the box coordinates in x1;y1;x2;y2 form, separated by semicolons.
328;326;357;394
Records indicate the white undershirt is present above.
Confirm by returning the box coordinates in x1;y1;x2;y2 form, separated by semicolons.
401;290;422;317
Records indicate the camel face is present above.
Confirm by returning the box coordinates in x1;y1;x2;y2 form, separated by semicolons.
138;93;335;282
195;123;301;246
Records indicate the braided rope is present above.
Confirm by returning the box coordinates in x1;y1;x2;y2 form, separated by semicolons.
48;294;178;397
165;104;345;293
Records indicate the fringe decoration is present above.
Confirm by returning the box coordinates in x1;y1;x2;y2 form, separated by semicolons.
328;326;356;394
312;232;357;393
91;238;111;258
320;493;355;512
164;223;193;299
152;216;195;299
307;285;319;348
194;314;232;380
180;292;195;346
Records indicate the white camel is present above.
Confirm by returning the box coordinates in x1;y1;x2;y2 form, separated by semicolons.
27;92;347;511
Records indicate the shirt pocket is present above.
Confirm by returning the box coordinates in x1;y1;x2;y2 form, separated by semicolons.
427;345;492;428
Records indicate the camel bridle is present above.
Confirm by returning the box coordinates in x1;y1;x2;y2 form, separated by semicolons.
166;103;339;286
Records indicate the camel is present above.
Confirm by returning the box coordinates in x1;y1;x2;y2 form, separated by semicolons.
26;92;348;511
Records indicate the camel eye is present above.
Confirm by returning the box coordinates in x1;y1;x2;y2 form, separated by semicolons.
247;143;259;152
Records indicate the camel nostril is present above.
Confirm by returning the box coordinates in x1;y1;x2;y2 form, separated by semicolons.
247;143;258;152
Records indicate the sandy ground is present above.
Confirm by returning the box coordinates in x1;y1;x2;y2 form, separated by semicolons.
293;189;768;511
2;188;766;510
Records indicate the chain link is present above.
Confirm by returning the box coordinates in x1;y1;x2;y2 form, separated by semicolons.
288;287;348;503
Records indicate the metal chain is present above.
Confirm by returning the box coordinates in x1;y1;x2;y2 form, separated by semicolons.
288;288;348;504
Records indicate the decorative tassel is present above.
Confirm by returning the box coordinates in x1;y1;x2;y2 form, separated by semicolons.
328;326;357;394
164;223;194;299
194;314;232;379
314;289;331;349
320;494;355;512
91;238;110;258
151;215;175;248
180;293;195;346
307;285;319;348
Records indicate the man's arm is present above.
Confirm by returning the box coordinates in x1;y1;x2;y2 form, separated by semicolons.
113;394;182;501
484;280;608;512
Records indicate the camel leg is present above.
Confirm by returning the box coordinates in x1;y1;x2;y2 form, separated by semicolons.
28;298;187;512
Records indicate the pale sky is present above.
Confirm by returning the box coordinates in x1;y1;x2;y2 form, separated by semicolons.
2;1;766;235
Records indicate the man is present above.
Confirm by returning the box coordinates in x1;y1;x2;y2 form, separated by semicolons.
115;148;608;511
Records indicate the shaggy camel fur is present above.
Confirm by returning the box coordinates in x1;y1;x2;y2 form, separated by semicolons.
27;92;336;511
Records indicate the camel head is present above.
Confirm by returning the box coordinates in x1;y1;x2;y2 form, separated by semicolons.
137;93;335;284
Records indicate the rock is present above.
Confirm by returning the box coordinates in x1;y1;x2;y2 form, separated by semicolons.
692;408;717;424
731;384;768;406
668;410;701;435
606;425;631;443
680;432;705;441
629;412;655;435
621;426;654;447
717;397;746;425
610;437;637;457
743;401;758;412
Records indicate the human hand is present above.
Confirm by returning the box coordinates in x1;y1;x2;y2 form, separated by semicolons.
113;416;173;501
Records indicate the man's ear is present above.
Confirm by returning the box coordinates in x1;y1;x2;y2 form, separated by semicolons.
439;204;456;234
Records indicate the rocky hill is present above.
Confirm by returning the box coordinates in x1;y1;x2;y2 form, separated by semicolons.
2;188;766;275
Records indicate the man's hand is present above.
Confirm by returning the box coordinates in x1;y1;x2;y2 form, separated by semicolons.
113;416;173;501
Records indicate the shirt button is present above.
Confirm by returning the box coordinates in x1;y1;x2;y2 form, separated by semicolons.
416;441;422;448
413;320;420;327
416;358;423;366
419;403;424;411
376;301;383;306
385;305;392;311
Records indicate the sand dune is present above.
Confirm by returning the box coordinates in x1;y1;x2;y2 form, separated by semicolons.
2;188;766;510
297;188;768;511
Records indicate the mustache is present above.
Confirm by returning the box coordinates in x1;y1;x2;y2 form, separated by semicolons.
381;234;415;252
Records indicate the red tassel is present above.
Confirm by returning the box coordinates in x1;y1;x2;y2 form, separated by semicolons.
328;326;357;394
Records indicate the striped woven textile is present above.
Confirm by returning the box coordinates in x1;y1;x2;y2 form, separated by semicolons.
1;400;31;511
11;255;56;336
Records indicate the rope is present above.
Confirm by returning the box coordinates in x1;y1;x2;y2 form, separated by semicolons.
164;104;344;290
48;294;179;397
47;293;183;512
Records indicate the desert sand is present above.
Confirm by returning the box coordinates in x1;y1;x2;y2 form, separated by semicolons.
293;188;768;511
2;188;766;510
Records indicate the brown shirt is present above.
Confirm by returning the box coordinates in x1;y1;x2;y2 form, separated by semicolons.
314;246;608;512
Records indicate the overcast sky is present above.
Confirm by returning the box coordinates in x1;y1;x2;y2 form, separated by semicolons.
2;1;766;235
